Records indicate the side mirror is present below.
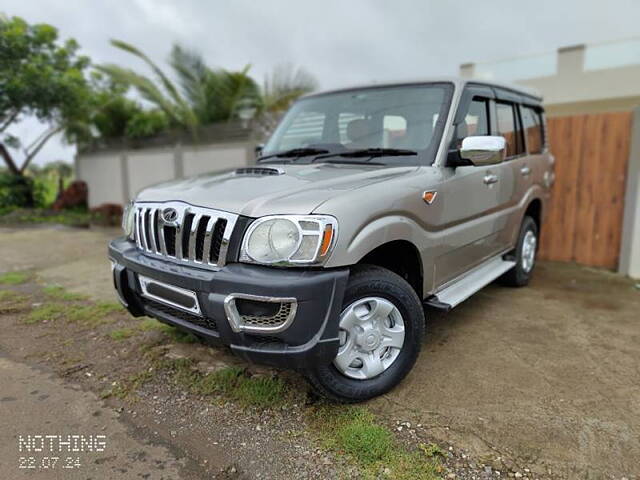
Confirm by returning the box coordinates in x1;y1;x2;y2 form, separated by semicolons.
254;143;264;159
460;136;506;166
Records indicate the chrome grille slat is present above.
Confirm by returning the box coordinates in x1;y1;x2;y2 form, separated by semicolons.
201;217;216;264
149;209;158;253
158;220;168;256
142;208;151;251
188;213;203;262
132;202;238;270
135;210;143;249
174;219;183;260
217;219;234;266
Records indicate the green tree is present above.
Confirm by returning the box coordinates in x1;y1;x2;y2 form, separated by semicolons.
98;40;259;132
98;40;317;136
0;15;91;175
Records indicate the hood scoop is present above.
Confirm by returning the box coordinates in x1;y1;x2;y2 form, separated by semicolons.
234;166;284;176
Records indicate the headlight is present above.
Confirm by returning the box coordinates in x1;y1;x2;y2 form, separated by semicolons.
240;215;337;266
122;202;135;239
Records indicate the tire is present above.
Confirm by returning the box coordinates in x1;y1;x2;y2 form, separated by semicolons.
304;265;425;403
499;216;539;287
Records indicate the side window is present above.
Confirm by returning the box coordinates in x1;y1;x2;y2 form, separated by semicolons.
453;97;490;148
520;106;543;154
496;102;524;157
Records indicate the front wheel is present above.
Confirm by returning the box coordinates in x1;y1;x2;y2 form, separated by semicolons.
304;265;425;403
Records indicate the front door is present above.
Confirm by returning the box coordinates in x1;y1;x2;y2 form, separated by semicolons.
431;90;510;287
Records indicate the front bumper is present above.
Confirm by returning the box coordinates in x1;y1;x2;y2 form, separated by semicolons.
108;237;349;369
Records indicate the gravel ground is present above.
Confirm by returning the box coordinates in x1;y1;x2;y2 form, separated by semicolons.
1;225;639;479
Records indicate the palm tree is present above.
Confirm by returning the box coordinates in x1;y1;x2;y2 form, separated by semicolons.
253;63;319;138
97;40;259;133
97;40;318;138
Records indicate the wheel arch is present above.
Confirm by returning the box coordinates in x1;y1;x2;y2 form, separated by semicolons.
524;197;543;233
356;240;423;298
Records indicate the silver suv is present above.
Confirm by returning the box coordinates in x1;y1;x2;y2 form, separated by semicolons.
109;77;554;402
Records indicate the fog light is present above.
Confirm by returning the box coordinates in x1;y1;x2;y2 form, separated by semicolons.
224;293;297;333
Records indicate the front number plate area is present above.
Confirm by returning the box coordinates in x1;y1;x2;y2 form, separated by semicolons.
138;275;202;316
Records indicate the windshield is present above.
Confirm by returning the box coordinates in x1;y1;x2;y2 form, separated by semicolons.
262;83;453;165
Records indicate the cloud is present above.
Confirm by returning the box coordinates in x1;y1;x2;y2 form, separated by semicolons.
3;0;640;166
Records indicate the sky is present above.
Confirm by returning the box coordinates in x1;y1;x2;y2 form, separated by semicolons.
4;0;640;167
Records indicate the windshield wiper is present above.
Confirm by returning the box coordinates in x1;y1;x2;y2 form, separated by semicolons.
312;148;417;163
319;159;385;166
257;147;329;162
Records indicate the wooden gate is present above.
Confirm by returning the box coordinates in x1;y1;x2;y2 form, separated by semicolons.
538;111;632;269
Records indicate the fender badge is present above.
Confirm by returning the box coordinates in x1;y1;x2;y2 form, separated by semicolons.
422;191;438;204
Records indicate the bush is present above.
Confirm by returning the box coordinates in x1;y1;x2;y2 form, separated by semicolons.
125;110;169;138
0;173;37;208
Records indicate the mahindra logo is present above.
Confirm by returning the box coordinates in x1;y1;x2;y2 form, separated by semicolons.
161;208;178;223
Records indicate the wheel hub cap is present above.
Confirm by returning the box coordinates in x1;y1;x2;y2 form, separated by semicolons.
333;297;406;380
357;328;382;351
521;230;537;273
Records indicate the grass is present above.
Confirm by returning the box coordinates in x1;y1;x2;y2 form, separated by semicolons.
66;301;122;325
26;303;67;324
25;292;122;326
136;317;197;343
335;409;393;463
160;358;287;408
308;405;443;479
0;290;29;313
0;207;100;226
109;327;137;340
43;285;86;301
0;271;30;285
102;370;154;399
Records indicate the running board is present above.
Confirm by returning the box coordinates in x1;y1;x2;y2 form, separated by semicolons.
424;256;516;311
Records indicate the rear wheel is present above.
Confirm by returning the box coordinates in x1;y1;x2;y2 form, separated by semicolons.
500;216;538;287
304;265;424;403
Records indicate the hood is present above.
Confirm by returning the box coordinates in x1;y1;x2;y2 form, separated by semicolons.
136;163;418;217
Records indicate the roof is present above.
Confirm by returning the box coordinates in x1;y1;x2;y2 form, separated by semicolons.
303;76;543;102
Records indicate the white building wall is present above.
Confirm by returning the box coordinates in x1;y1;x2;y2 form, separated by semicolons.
126;149;175;199
183;144;248;177
619;107;640;279
76;142;254;208
76;151;125;207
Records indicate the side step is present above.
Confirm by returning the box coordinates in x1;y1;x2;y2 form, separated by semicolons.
424;256;516;311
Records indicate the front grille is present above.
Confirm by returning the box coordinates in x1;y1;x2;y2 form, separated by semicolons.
143;299;217;331
133;202;237;270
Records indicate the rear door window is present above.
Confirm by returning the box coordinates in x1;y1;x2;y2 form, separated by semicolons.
496;102;524;158
520;106;544;154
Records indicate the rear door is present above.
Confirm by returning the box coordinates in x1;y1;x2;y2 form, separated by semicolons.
491;95;528;251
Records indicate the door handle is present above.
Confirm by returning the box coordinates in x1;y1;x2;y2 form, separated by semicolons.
483;174;499;185
520;166;531;176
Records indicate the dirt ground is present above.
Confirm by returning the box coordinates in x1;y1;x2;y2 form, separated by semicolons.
1;226;638;479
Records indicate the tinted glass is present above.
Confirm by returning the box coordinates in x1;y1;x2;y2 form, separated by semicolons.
263;85;453;165
453;97;490;148
496;102;524;157
521;106;543;154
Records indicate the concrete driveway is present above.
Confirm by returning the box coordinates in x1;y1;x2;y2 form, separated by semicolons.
1;226;638;478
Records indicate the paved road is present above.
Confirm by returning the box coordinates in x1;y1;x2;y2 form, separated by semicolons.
0;356;187;479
